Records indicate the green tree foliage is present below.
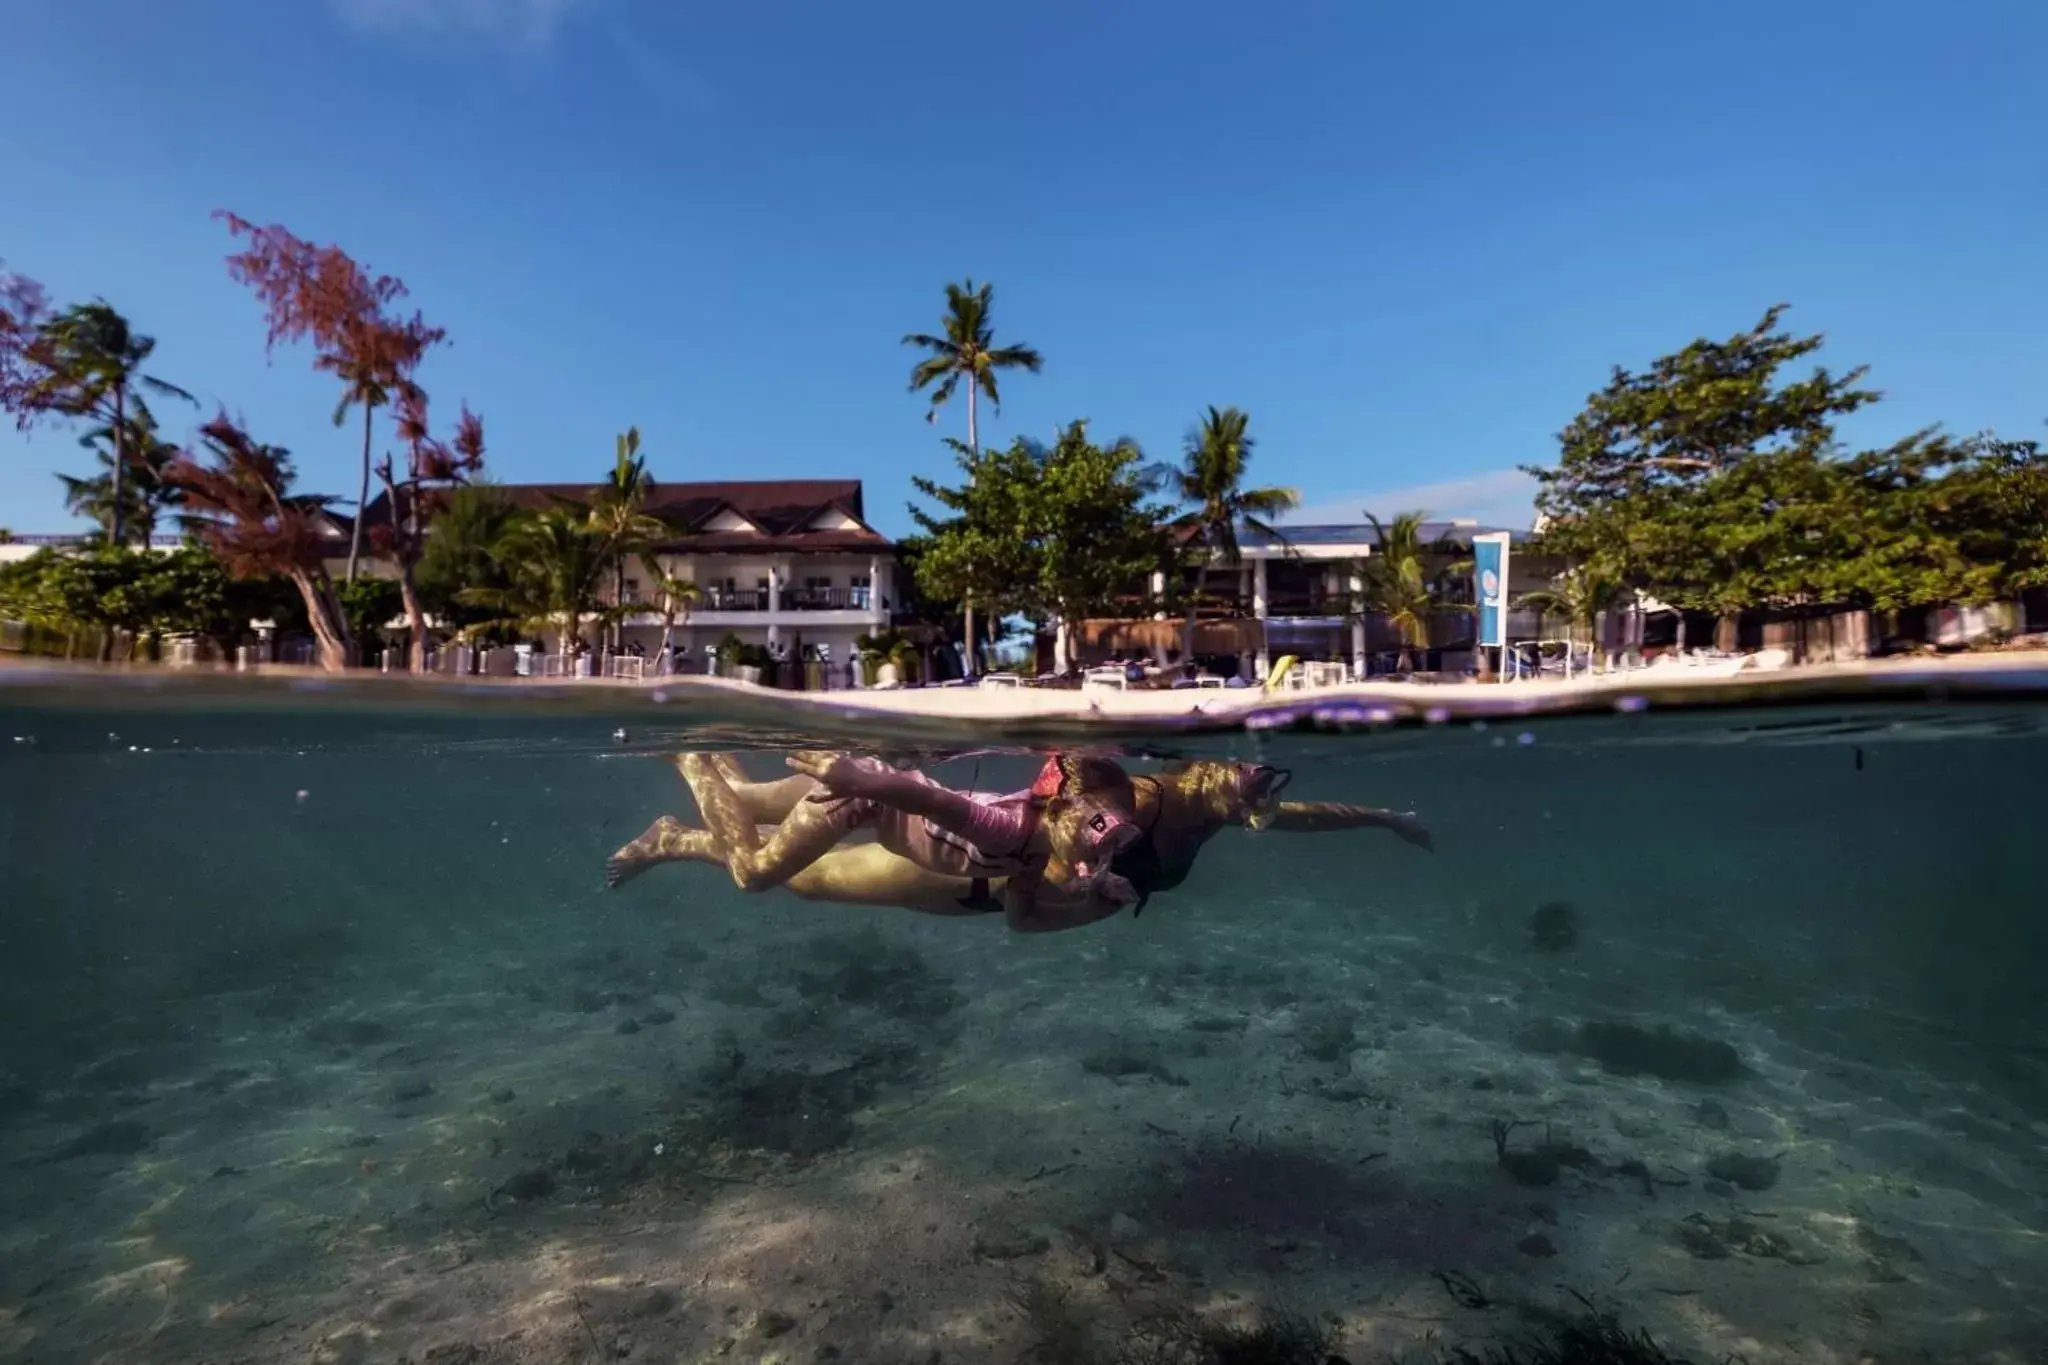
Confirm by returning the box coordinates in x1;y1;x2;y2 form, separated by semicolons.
1351;511;1469;670
2;301;195;547
910;422;1178;647
903;279;1042;450
586;426;668;649
1527;304;1879;614
0;543;292;661
461;505;615;655
58;411;186;546
335;577;404;647
1525;305;2048;632
416;482;520;631
1171;405;1298;665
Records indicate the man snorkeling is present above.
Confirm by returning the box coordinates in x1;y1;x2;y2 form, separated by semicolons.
607;750;1433;932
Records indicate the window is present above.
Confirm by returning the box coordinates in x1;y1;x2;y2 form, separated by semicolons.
850;573;872;608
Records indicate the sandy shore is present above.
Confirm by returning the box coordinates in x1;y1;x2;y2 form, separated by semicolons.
4;651;2047;737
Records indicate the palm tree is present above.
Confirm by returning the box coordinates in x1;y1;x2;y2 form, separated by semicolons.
60;413;185;545
464;506;612;658
1355;511;1467;674
1520;565;1620;671
640;555;701;673
1170;406;1299;673
904;278;1042;674
586;427;667;653
22;304;193;547
416;481;518;631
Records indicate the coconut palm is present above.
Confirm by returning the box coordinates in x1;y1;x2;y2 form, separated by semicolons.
60;413;185;546
904;279;1042;674
1520;565;1621;668
1170;406;1298;671
1355;511;1466;673
465;506;612;657
640;556;701;672
586;427;667;652
21;303;193;547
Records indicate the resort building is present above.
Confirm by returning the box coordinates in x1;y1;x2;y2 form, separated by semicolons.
1076;520;1558;679
357;478;902;671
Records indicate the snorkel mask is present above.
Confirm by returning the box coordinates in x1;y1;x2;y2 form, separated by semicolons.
1239;761;1294;831
1032;754;1143;895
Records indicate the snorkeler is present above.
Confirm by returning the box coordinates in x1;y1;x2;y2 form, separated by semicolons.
607;752;1135;933
792;751;1433;914
607;751;1431;926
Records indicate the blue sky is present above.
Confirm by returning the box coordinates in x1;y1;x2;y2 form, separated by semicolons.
4;0;2044;538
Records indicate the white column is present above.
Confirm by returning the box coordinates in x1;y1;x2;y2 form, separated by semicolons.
766;564;782;649
868;555;883;620
1349;569;1367;679
1252;557;1270;679
1149;570;1167;622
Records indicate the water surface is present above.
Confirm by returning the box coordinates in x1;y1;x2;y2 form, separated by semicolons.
2;681;2045;1363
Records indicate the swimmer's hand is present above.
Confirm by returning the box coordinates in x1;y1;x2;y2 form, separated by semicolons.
786;751;882;800
1390;812;1434;852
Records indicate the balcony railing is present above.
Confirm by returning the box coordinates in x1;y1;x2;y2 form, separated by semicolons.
691;587;875;612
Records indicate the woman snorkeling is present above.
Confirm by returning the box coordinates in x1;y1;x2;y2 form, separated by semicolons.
791;751;1432;914
606;750;1432;930
607;752;1136;932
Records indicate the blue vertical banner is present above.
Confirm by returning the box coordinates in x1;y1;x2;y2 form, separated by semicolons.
1473;532;1511;648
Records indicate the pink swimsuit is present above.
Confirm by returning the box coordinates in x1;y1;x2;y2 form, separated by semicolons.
832;760;1037;878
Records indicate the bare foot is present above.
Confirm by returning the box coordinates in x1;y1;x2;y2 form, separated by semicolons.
605;815;687;889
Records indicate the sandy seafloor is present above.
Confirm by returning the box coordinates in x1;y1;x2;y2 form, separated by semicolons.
4;703;2048;1364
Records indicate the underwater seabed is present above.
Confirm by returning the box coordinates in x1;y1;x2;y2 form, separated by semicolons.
3;700;2048;1363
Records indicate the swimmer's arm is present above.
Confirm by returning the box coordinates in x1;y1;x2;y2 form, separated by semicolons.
1262;801;1434;850
788;754;1025;846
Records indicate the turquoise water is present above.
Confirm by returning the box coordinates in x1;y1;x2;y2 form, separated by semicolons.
3;681;2047;1364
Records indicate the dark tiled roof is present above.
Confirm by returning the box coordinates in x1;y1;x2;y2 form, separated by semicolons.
359;479;891;552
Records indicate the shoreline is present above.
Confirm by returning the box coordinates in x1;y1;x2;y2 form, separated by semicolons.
3;650;2047;735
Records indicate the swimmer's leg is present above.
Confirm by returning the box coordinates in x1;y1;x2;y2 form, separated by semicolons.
680;752;861;893
780;843;994;915
696;752;818;823
604;815;722;889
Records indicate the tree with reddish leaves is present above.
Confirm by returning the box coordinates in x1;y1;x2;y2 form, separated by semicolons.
167;414;355;671
0;263;53;416
373;386;485;672
215;212;446;583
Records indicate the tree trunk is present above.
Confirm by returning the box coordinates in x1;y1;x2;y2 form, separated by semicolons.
110;383;127;548
293;570;352;671
347;402;371;583
398;560;429;674
962;381;978;678
1180;564;1207;675
1675;613;1689;658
